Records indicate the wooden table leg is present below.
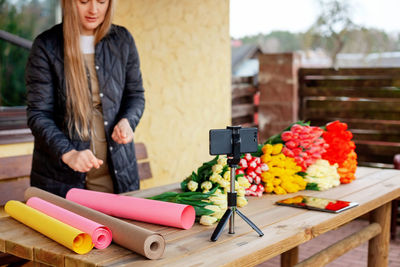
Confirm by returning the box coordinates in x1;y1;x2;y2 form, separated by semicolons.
368;201;391;267
281;246;298;267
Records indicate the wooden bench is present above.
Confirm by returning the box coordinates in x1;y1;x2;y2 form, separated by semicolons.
298;67;400;240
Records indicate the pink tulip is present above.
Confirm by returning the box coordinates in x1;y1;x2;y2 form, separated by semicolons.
286;140;299;149
299;133;311;140
282;147;294;158
291;124;303;133
301;140;312;149
292;147;302;156
305;158;315;166
281;131;293;141
299;152;308;158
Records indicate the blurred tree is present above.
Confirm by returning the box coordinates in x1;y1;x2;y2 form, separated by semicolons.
264;31;302;52
0;0;57;106
240;31;302;53
342;28;397;54
305;0;356;67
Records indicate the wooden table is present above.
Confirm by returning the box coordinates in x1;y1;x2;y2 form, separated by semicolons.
1;167;400;267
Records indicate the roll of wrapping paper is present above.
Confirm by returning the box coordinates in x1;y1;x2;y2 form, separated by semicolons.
24;187;165;260
4;200;93;254
66;188;195;229
26;197;112;249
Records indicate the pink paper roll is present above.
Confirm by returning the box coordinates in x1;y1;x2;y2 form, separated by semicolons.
66;188;195;229
27;197;112;249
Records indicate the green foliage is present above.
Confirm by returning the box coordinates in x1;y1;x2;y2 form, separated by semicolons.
0;0;58;106
180;156;219;192
251;143;264;157
306;183;320;191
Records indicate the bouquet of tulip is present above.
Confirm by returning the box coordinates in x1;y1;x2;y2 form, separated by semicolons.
179;156;250;225
256;120;357;194
304;159;341;191
259;143;307;194
274;122;328;171
236;153;268;197
321;121;357;184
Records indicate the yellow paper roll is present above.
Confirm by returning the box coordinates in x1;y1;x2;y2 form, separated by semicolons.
5;200;93;254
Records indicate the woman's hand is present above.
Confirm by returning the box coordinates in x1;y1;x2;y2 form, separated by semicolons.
112;118;134;144
62;149;103;172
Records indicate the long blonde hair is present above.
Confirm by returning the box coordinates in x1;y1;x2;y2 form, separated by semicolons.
61;0;114;140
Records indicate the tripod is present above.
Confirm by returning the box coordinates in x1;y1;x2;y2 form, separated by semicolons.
210;126;264;242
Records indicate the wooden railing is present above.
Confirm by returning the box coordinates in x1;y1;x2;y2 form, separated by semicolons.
0;30;32;144
298;67;400;168
231;76;259;127
0;107;32;145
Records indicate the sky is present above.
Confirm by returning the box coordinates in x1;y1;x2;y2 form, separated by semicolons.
230;0;400;39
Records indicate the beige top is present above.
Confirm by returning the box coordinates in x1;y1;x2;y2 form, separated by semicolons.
84;53;114;193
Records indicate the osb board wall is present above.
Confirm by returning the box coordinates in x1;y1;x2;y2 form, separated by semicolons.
114;0;231;188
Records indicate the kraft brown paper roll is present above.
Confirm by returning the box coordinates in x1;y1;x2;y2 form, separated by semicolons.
24;187;165;260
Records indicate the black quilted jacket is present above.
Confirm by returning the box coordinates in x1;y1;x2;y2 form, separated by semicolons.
25;23;145;197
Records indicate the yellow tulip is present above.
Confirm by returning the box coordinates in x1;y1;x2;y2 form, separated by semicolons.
223;171;230;181
272;143;283;154
262;144;273;155
205;205;224;220
217;157;228;166
212;164;223;174
237;196;248;207
187;180;198;192
237;176;250;188
273;186;287;195
210;173;222;183
199;215;218;226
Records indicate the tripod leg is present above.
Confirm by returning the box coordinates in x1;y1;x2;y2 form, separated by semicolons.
236;209;264;237
211;208;233;242
229;209;235;234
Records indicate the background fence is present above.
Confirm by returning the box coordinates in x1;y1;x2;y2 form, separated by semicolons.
231;76;259;127
298;67;400;167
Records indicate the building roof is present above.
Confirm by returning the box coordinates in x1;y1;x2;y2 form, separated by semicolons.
232;43;263;77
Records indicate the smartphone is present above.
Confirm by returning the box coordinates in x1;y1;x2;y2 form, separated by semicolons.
276;195;359;213
209;127;258;155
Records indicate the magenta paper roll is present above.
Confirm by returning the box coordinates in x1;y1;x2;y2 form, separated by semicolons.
27;197;112;249
66;188;195;229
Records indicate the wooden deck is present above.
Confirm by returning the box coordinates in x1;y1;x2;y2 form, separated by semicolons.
258;220;400;267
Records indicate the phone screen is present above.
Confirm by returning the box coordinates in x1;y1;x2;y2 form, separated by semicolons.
276;195;358;213
209;128;258;155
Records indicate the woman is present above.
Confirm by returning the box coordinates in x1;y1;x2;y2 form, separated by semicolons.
25;0;145;197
